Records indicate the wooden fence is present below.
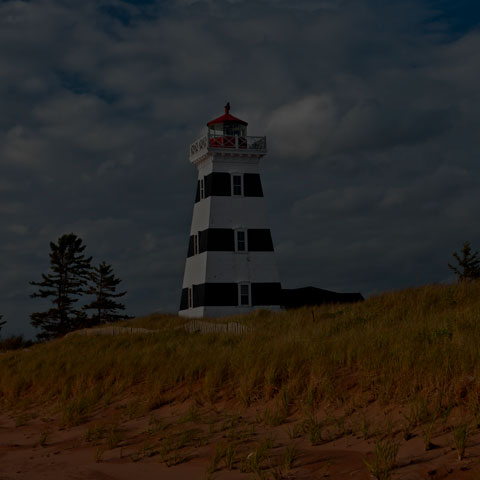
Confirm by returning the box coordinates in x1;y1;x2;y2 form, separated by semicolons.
65;326;155;337
64;322;251;338
184;319;251;335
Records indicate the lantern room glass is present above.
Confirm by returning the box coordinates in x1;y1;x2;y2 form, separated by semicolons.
208;123;247;137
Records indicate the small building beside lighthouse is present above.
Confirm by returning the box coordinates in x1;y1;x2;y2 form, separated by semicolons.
179;103;282;318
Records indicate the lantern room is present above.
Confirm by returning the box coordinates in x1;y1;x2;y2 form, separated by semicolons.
207;102;248;148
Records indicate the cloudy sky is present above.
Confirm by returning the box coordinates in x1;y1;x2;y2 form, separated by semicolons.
1;0;479;337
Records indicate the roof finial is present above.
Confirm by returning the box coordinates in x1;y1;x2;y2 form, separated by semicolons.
224;102;231;114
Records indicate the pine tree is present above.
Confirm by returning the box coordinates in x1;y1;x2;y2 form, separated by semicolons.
83;261;128;326
30;233;92;340
448;241;480;282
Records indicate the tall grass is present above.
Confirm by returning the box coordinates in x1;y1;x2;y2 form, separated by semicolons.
364;438;399;480
2;283;480;419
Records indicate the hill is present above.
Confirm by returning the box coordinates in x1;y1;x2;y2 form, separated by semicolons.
1;282;480;479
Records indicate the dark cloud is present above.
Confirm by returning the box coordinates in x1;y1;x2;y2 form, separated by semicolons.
1;0;479;337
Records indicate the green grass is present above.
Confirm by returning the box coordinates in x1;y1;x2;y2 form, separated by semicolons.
364;438;399;480
452;422;469;460
2;282;480;423
281;444;298;470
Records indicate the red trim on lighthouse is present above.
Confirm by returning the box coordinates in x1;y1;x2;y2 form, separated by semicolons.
207;102;248;126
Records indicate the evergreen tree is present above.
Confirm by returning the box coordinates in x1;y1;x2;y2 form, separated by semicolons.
83;261;128;325
0;315;6;335
448;241;480;282
30;233;92;340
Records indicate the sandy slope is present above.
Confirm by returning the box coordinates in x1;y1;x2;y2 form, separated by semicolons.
1;396;480;480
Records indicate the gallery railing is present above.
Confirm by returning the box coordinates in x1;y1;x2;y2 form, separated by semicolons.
189;134;267;162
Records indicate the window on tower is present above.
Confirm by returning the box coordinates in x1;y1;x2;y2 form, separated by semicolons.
188;287;193;309
232;174;243;196
199;178;205;199
238;283;251;306
235;229;247;252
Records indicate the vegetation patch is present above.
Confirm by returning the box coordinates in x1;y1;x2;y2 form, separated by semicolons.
2;282;480;478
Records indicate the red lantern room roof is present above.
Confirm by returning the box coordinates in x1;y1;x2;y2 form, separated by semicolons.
207;103;248;127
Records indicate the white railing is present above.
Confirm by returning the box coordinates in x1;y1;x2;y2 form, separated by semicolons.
189;134;267;161
190;134;208;157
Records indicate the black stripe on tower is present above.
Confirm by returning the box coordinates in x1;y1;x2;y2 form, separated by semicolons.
187;229;274;257
195;173;264;203
187;235;194;257
179;288;189;310
243;173;263;196
199;229;234;252
248;229;273;251
194;283;237;307
178;282;282;310
251;283;281;306
205;172;231;197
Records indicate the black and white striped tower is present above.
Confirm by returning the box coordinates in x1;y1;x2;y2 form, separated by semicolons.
179;103;282;317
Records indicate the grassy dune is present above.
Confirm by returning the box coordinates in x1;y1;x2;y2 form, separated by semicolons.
2;282;480;425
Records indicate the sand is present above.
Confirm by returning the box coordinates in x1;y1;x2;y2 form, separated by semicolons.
1;395;480;479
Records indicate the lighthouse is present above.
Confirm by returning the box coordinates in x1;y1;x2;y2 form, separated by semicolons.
179;103;282;317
